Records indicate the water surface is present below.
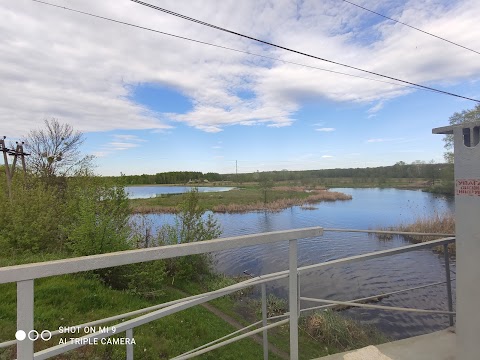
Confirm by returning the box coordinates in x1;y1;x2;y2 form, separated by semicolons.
126;185;234;199
142;188;455;340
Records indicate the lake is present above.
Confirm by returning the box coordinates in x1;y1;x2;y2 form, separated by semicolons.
139;188;455;340
125;185;234;199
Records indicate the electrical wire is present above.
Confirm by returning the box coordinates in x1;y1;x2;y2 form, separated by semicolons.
130;0;480;103
340;0;480;56
30;0;431;94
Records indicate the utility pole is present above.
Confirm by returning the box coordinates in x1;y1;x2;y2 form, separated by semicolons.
0;137;12;199
236;160;238;184
0;137;30;200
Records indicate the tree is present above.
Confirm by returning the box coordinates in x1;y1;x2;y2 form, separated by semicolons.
24;118;93;179
443;104;480;163
259;174;274;205
158;188;221;280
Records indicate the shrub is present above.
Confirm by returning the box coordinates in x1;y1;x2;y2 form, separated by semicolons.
301;310;387;351
157;188;221;281
0;176;67;254
64;178;132;256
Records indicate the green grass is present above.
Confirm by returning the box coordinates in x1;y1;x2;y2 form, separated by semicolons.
0;274;283;360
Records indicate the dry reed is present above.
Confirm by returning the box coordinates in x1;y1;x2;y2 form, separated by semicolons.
301;310;387;351
212;191;351;213
376;213;455;253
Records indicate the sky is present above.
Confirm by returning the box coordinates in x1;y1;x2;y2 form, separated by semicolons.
1;0;480;176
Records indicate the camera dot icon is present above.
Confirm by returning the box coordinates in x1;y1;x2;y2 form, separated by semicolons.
15;330;26;341
15;329;52;341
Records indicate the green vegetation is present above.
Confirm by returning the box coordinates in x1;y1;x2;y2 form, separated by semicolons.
131;186;352;214
301;310;387;352
0;120;388;359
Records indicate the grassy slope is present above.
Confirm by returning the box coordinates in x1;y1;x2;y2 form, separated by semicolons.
0;275;283;360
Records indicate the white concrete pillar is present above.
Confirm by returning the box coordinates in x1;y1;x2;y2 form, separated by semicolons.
433;121;480;360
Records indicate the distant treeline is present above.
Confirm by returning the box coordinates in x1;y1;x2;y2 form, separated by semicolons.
104;162;453;185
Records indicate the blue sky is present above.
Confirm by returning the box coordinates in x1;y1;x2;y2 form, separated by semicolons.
2;0;480;175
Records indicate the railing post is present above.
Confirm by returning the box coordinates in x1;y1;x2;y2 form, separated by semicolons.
126;328;134;360
261;283;268;360
297;273;301;317
443;244;454;327
289;239;298;360
17;280;34;360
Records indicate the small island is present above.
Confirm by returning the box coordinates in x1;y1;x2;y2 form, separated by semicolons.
130;185;352;213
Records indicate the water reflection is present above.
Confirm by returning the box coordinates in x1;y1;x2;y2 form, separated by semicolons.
126;185;234;199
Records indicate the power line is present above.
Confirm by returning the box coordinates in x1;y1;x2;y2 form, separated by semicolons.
340;0;480;56
30;0;432;95
130;0;480;103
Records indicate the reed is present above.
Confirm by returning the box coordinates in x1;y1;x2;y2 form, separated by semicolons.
301;310;388;351
375;213;455;253
212;191;352;213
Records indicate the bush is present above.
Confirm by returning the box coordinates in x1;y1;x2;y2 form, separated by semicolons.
0;176;67;254
301;310;387;351
157;188;221;281
64;177;132;256
98;261;166;296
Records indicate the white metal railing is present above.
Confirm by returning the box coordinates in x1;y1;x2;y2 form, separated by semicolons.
0;227;456;360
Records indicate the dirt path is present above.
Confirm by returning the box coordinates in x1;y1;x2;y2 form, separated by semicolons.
172;287;289;359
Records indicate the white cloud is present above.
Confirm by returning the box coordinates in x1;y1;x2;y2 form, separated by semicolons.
367;138;389;143
1;0;480;136
316;127;336;132
322;155;334;158
367;100;386;118
366;137;407;143
112;134;146;142
94;134;146;156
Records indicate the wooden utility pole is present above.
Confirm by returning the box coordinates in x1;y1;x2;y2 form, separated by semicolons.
0;137;30;200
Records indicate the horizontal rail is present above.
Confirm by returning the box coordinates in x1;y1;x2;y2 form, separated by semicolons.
324;228;454;237
0;229;452;285
244;237;455;284
173;319;289;360
0;227;323;284
33;274;286;359
301;297;456;315
300;280;454;314
298;237;455;275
